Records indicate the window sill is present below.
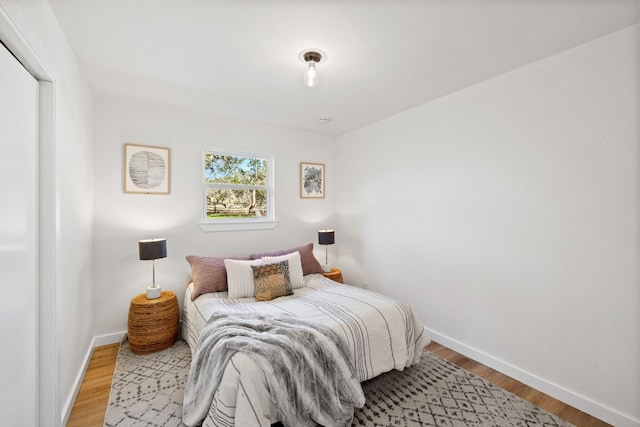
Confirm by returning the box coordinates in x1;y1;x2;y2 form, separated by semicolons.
198;220;278;232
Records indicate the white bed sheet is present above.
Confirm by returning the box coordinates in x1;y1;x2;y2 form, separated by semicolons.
182;273;430;427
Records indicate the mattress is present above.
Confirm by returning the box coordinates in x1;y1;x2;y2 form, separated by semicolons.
181;273;430;426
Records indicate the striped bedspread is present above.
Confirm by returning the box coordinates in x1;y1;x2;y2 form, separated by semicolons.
182;273;430;426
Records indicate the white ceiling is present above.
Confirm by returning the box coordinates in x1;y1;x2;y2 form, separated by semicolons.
48;0;638;136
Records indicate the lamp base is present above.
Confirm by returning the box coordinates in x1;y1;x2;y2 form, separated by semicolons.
146;285;162;300
322;264;332;273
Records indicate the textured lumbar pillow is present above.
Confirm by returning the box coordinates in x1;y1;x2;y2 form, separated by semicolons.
224;258;263;298
251;260;293;302
186;256;229;300
250;243;324;275
261;251;304;289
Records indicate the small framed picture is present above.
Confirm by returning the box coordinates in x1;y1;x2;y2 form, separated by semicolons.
124;143;171;194
300;162;325;198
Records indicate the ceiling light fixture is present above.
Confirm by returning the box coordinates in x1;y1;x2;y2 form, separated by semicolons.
300;49;325;88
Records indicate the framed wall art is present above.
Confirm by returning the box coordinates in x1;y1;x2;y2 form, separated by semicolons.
300;162;325;198
124;143;171;194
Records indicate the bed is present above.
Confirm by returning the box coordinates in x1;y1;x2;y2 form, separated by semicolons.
180;245;430;426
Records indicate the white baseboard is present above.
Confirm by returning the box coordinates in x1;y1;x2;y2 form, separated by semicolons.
426;328;640;427
94;330;127;347
60;338;95;426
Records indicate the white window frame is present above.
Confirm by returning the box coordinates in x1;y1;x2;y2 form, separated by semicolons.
199;147;277;232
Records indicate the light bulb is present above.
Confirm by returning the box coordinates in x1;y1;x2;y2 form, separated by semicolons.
304;61;318;87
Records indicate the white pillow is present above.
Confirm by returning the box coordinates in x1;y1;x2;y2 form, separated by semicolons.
224;258;263;298
262;251;305;289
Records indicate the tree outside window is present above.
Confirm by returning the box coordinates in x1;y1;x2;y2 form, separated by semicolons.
203;149;274;221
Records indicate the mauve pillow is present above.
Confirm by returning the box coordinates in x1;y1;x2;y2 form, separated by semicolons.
250;243;323;275
186;255;248;300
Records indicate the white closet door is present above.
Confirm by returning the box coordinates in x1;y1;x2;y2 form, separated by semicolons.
0;41;39;424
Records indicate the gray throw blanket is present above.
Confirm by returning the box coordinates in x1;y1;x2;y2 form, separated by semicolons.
182;312;365;427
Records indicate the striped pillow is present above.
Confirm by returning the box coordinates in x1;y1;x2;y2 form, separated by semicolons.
224;258;263;298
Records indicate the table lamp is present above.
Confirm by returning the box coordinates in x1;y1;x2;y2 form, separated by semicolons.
318;230;335;273
139;238;167;299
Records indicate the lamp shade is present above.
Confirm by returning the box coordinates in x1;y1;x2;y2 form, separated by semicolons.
139;239;167;260
318;230;335;245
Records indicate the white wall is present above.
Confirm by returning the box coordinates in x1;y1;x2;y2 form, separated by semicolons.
336;25;640;427
0;0;94;425
93;96;336;335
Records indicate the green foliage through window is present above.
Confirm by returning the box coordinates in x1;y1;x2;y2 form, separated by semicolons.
203;150;272;220
205;154;266;185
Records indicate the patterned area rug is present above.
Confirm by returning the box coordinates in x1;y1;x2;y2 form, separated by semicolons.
104;338;574;427
104;339;191;427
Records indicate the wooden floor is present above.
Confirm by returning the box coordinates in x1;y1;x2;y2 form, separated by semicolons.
66;343;120;427
426;342;611;427
67;341;610;427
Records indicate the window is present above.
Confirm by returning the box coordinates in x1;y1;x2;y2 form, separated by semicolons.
200;148;276;231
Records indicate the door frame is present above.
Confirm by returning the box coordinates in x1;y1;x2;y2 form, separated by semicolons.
0;5;58;427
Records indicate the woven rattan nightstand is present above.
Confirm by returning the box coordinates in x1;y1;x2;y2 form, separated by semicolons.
127;291;179;354
322;268;343;284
